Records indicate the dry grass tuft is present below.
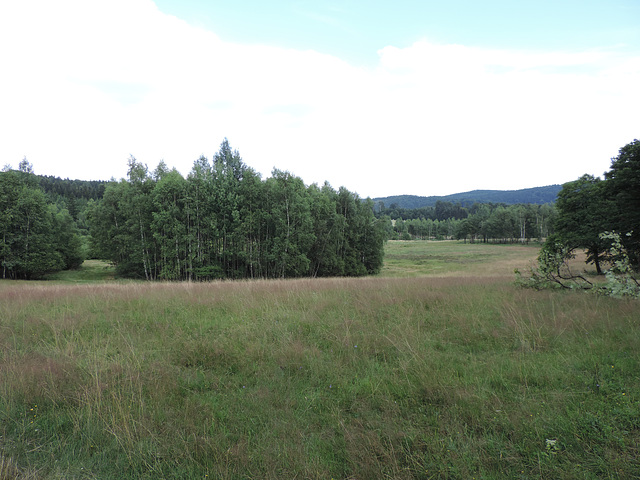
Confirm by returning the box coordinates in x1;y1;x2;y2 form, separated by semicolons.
0;455;39;480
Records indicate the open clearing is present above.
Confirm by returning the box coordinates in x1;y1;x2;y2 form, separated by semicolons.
1;241;638;479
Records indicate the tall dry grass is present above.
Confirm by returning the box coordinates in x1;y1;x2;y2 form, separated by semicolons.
1;243;639;478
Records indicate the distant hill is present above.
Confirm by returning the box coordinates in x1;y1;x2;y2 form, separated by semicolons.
373;185;562;210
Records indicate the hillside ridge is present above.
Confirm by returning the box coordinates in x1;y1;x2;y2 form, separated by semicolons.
373;185;562;209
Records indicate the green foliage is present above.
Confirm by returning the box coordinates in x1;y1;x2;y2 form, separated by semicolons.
263;169;315;277
547;140;640;274
599;231;640;298
604;139;640;268
152;169;189;280
515;237;591;291
553;175;613;274
516;232;639;299
1;168;84;279
44;259;116;283
87;139;386;280
51;206;84;270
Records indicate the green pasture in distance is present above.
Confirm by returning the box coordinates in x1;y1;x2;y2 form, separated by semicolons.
381;239;541;277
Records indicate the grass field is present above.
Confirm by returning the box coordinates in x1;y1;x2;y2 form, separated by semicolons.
1;241;639;479
381;240;541;277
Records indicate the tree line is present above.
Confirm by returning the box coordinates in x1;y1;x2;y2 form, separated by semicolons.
377;200;468;221
385;202;556;243
7;138;634;281
86;139;386;280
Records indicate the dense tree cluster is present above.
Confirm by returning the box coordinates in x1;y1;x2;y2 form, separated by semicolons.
87;140;386;280
551;139;640;271
1;161;84;279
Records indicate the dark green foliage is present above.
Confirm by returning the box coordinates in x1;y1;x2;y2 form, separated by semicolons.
544;139;640;274
263;169;315;277
38;175;107;203
52;207;84;270
604;139;640;268
1;168;84;279
152;169;189;280
87;139;386;280
86;182;130;271
553;175;612;273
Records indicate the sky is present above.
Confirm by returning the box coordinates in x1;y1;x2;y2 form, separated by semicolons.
1;1;639;198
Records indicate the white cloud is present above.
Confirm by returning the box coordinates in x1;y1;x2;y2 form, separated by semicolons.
1;1;638;196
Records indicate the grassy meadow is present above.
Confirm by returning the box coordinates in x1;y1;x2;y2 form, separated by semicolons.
1;241;639;479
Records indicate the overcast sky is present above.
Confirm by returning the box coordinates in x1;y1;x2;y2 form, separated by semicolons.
1;0;639;198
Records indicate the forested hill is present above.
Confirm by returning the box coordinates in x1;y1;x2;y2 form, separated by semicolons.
374;185;562;210
37;175;109;223
38;175;109;201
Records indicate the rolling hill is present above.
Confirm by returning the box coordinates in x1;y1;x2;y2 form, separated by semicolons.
373;185;562;210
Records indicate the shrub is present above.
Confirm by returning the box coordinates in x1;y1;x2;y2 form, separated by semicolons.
516;231;639;299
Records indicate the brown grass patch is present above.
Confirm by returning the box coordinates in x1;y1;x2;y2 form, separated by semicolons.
1;352;82;404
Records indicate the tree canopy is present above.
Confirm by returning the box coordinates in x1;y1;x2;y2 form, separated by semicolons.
1;166;84;279
87;140;386;280
548;139;640;273
604;139;640;268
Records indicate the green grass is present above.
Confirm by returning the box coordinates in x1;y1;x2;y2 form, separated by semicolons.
43;259;117;283
381;240;541;277
1;242;639;479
